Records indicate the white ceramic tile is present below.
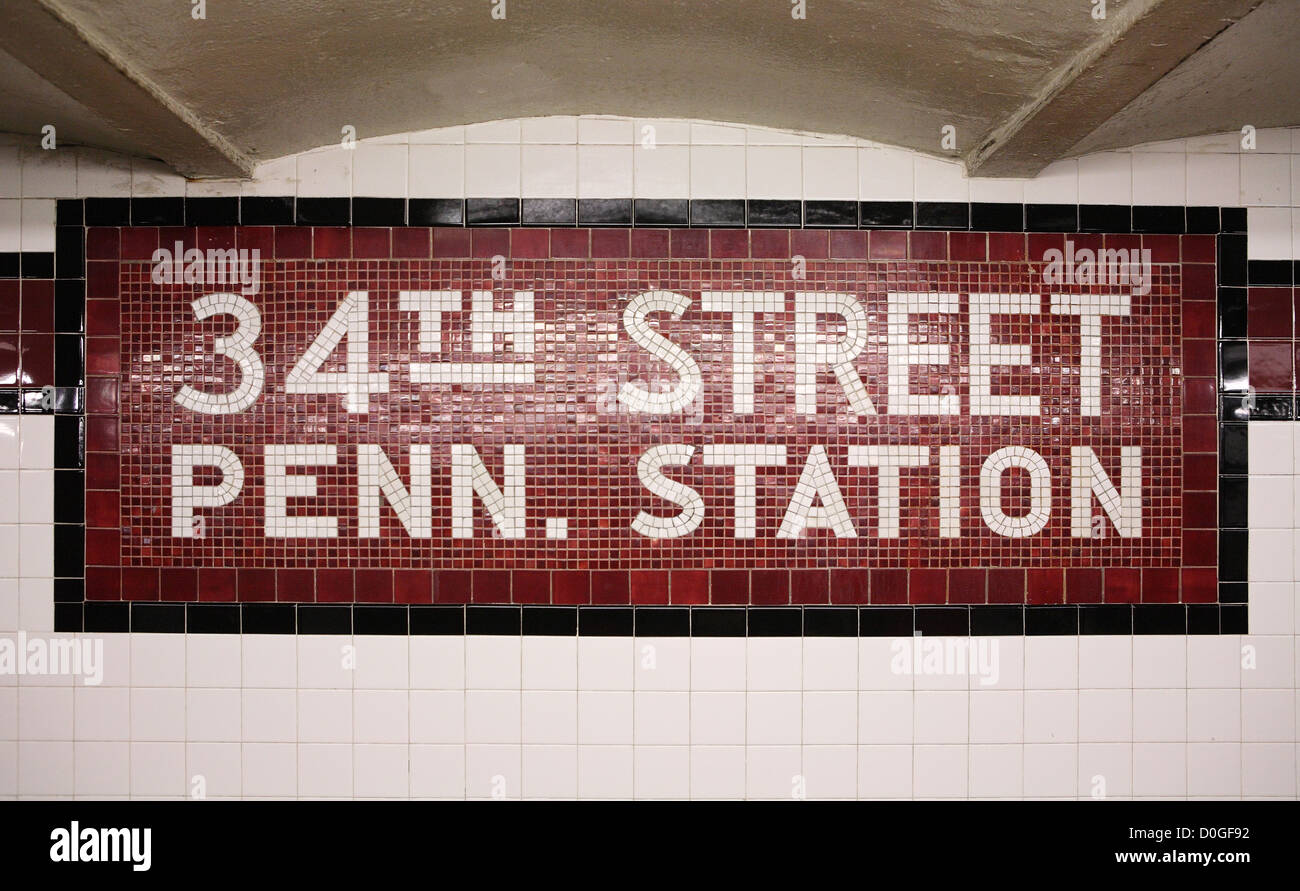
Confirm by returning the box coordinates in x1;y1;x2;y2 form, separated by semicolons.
690;123;745;145
408;125;465;145
1247;206;1293;259
745;145;802;199
1133;637;1187;688
185;689;241;742
20;147;77;197
1242;743;1296;797
20;200;55;252
242;635;296;688
803;146;857;200
297;635;354;689
521;145;577;198
353;690;408;743
690;745;745;798
410;690;464;744
408;744;464;798
242;690;296;743
859;147;915;201
913;690;968;744
1079;690;1132;742
16;579;52;632
409;636;464;688
353;744;408;797
465;120;521;143
1078;636;1132;688
1251;422;1295;474
968;175;1025;204
242;743;297;797
969;690;1022;744
1251;476;1294;528
1077;152;1132;204
746;744;801;799
690;692;745;744
131;687;186;741
1187;636;1242;689
1249;529;1295;582
633;637;690;691
913;745;967;798
521;690;576;744
1242;689;1295;742
296;147;353;198
1132;689;1187;742
1185;153;1240;207
1023;159;1079;205
578;117;634;144
73;685;129;740
187;742;242;797
464;144;520;197
130;741;186;796
0;145;18;198
1024;744;1077;797
1078;742;1131;799
521;636;577;689
1241;152;1291;205
242;156;298;197
129;634;185;687
577;145;633;198
298;743;352;797
522;744;577;798
0;200;18;253
634;144;689;198
803;638;858;690
74;741;129;796
689;145;746;199
1188;742;1242;797
578;690;633;744
690;639;746;691
1188;689;1241;741
913;156;969;202
858;744;912;798
577;638;634;690
130;158;186;197
521;116;578;144
17;470;51;525
1024;690;1077;742
747;638;801;690
1024;637;1078;689
634;746;690;799
351;636;408;689
352;143;408;197
969;744;1023;797
1133;742;1187;797
17;686;71;739
635;119;691;145
19;417;53;469
182;635;239;689
1130;153;1185;205
465;690;521;743
465;744;520;799
17;740;72;796
633;691;690;745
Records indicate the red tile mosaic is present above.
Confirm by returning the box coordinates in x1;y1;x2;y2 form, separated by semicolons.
85;227;1209;606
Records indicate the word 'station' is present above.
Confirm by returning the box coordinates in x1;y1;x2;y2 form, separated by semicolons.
117;259;1183;570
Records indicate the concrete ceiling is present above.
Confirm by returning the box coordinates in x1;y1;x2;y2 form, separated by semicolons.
0;0;1290;179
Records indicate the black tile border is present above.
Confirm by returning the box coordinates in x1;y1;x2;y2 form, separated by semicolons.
32;197;1253;636
47;601;1251;636
3;199;1253;245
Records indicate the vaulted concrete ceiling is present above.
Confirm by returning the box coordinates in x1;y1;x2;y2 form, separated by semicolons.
0;0;1291;179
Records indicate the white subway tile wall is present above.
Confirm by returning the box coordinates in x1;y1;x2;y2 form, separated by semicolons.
1;117;1298;799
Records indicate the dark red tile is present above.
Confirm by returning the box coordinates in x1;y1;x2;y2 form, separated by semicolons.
1249;340;1293;390
630;570;669;604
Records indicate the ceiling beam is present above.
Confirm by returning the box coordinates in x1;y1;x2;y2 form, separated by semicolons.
0;0;253;178
966;0;1262;177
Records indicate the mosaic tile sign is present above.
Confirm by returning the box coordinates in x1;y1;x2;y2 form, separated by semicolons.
84;227;1217;605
